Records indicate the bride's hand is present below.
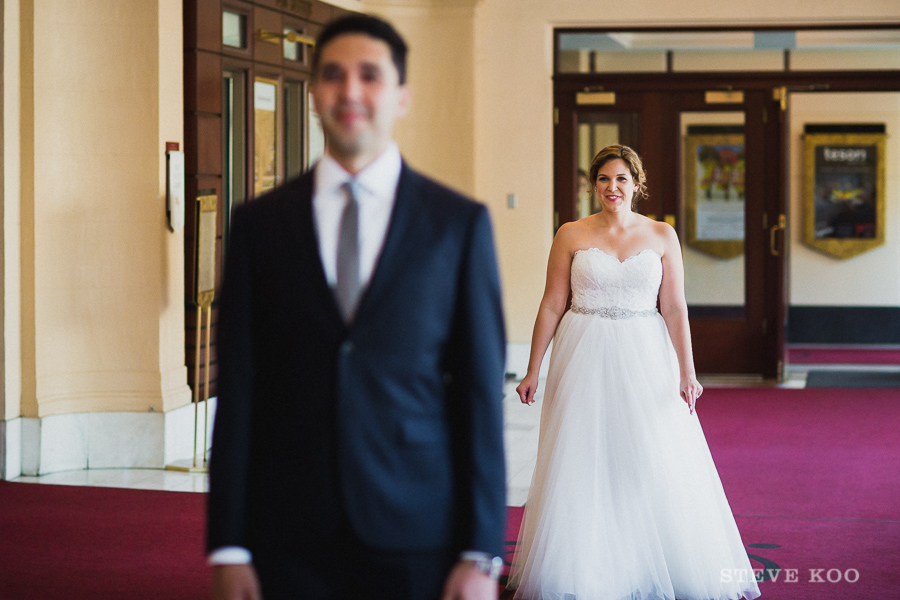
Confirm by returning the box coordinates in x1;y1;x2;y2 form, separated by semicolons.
680;375;703;415
517;374;539;406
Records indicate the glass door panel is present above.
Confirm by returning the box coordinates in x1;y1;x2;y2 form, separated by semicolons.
223;69;247;221
575;112;639;219
284;80;304;180
679;111;746;318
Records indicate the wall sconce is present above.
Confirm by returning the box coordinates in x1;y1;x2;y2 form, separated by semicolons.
258;29;316;47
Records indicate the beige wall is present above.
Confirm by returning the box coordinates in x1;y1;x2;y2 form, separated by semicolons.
157;0;191;412
788;92;900;306
18;0;36;419
365;0;478;196
19;0;189;418
2;0;23;423
326;0;363;11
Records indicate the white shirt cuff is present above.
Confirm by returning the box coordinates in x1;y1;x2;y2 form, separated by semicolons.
459;550;494;562
208;546;253;566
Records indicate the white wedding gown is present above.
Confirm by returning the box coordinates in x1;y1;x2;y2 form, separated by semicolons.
508;248;761;600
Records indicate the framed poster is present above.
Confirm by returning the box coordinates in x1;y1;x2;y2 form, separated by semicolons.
804;132;886;259
685;133;745;259
254;77;279;196
194;194;218;308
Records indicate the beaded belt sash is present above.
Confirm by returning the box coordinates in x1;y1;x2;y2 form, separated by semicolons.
570;305;657;319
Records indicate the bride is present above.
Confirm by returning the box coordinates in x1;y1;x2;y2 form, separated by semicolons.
507;145;761;600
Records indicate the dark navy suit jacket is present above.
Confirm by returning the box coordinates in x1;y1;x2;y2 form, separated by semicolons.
207;163;507;559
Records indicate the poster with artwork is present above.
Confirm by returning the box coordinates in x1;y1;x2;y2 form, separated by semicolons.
685;133;745;259
804;132;886;260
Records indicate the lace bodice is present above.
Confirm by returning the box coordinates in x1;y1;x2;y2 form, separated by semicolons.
570;248;661;312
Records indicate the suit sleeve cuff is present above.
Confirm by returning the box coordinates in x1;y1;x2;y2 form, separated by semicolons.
208;546;253;566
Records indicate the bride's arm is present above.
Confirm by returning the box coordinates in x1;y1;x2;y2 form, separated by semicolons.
657;223;703;414
516;224;575;405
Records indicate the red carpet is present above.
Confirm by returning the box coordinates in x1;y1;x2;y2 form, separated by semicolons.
0;483;211;600
503;387;900;599
696;388;900;599
1;388;898;599
788;345;900;365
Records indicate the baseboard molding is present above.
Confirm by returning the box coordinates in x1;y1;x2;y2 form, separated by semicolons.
3;344;561;479
1;399;216;479
0;419;23;480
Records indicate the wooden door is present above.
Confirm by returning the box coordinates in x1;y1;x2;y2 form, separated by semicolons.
555;89;786;377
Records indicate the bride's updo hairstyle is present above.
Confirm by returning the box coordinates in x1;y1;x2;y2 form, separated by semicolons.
588;144;647;209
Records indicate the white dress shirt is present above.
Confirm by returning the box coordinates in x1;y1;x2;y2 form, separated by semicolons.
208;144;401;567
313;143;401;290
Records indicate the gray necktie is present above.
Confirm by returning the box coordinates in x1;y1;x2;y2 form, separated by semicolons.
336;180;361;321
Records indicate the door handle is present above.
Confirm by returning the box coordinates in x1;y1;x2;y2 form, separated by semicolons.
769;214;786;256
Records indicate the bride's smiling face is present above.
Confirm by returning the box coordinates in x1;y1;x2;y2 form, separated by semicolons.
595;158;638;212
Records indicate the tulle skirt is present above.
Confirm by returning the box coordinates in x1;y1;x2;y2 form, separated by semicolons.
508;311;761;600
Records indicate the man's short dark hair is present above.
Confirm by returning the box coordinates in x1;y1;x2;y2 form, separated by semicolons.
312;14;408;84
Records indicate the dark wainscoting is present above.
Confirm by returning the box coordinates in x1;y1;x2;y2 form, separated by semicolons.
687;305;746;319
788;306;900;344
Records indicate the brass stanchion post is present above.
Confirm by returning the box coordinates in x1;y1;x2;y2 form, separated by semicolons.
166;193;218;473
203;304;212;465
193;307;202;468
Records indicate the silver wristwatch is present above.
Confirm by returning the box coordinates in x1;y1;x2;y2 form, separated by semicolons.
459;551;504;580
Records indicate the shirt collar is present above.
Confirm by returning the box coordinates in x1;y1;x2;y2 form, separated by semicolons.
314;142;402;200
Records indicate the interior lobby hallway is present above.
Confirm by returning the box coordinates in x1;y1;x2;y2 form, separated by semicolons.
5;366;900;600
8;364;833;503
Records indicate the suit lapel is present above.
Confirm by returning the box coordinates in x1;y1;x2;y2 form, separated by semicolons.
284;171;344;325
354;163;419;322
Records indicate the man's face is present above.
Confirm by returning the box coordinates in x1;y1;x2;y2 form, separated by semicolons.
311;33;409;170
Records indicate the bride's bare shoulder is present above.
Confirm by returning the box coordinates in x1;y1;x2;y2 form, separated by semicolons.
641;218;680;255
553;217;598;256
555;216;591;240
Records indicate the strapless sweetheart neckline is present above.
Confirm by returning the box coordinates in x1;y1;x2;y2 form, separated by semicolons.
573;247;661;264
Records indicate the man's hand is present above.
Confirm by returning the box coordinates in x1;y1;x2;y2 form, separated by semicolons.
212;564;263;600
440;561;498;600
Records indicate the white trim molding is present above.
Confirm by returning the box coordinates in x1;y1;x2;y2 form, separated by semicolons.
0;419;23;480
1;399;216;479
